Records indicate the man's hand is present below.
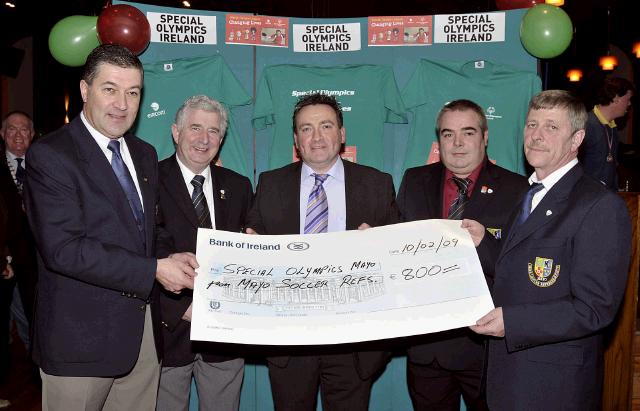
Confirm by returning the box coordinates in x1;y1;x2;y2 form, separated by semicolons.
461;219;486;247
470;307;505;337
182;304;193;322
358;223;371;230
1;263;14;280
156;252;198;293
245;227;258;235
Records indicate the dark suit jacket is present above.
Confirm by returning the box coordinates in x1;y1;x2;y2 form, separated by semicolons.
580;111;618;190
154;155;253;367
482;164;631;410
397;160;528;370
245;160;400;380
24;116;161;377
0;153;37;323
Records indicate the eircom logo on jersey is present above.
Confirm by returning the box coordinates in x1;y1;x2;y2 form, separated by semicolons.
147;102;166;119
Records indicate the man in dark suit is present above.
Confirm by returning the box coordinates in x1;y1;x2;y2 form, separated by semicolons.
154;95;252;411
24;44;197;411
470;90;631;410
579;76;634;191
245;93;400;411
0;111;38;355
397;99;528;411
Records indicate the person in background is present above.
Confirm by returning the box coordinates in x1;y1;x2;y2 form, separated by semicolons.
580;76;634;190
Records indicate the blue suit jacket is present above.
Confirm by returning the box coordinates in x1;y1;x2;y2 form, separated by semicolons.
483;164;631;410
25;116;160;377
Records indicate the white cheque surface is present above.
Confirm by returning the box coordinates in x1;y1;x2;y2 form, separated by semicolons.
191;219;494;345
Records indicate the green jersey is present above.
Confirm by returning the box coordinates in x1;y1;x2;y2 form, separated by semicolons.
134;55;252;177
253;64;407;170
402;59;541;174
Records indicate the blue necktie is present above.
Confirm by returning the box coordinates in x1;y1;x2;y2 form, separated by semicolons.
448;176;471;220
15;157;25;194
304;174;329;234
515;182;544;227
107;140;145;237
191;175;212;229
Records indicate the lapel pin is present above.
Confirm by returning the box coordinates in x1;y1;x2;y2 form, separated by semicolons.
143;177;148;182
546;210;552;216
481;186;493;194
220;189;226;200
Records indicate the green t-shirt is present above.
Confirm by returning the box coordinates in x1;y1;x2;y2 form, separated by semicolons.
253;64;407;170
402;59;541;174
133;55;252;178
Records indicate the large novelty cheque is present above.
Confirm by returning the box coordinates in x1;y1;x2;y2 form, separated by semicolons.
191;220;494;345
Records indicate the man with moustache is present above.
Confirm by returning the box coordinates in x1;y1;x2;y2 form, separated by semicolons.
246;93;400;411
398;99;528;411
155;95;252;411
24;44;197;410
470;90;631;410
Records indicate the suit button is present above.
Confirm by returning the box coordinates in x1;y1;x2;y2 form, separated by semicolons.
121;291;126;296
139;305;146;311
161;321;168;328
133;293;138;298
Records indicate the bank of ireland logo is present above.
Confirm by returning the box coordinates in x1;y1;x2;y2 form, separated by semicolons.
485;106;502;120
209;300;221;310
528;256;560;287
287;241;310;251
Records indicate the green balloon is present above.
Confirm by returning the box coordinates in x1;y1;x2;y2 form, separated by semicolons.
520;4;573;59
48;16;100;67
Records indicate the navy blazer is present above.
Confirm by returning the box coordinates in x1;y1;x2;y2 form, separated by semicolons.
245;159;400;380
25;116;160;377
484;164;631;410
397;160;528;370
154;155;253;367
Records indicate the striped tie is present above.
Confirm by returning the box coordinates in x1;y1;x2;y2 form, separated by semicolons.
448;176;471;220
191;175;212;229
304;174;329;234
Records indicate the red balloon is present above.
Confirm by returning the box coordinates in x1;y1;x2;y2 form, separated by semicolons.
97;5;151;55
496;0;543;10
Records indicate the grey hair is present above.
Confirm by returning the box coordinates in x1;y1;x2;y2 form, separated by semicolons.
175;95;229;136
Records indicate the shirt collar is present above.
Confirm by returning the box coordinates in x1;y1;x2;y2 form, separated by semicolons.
81;111;124;149
301;158;345;183
5;150;19;163
529;158;578;190
443;157;485;185
175;154;211;184
594;105;617;128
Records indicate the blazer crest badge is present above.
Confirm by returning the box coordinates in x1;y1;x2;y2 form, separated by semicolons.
528;257;560;287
